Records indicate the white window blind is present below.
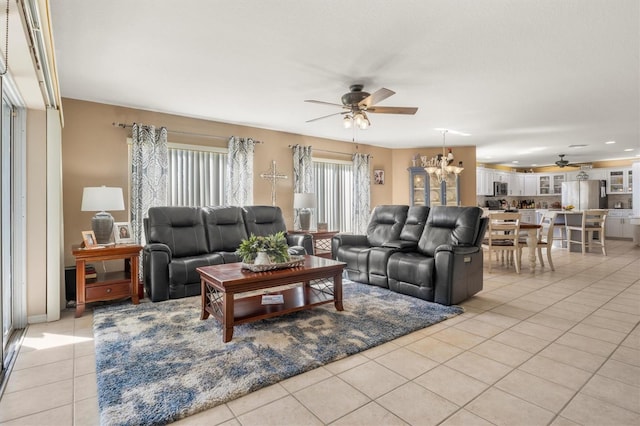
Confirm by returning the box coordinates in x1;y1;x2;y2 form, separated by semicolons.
313;159;353;233
168;145;227;207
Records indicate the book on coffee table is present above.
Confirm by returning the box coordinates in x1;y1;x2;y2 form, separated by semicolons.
261;294;284;304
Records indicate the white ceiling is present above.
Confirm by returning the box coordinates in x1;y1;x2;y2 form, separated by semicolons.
50;0;639;167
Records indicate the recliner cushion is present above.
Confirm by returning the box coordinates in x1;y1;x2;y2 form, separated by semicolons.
169;253;224;287
366;205;409;246
242;206;288;236
418;206;481;257
147;207;208;257
203;206;248;252
387;252;435;301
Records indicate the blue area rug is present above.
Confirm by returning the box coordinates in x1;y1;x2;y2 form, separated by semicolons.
93;280;463;425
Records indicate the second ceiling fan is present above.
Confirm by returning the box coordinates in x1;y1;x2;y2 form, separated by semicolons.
305;84;418;129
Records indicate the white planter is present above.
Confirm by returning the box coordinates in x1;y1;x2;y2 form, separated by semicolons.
254;251;271;265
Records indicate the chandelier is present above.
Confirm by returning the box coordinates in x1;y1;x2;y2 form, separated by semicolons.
424;129;465;184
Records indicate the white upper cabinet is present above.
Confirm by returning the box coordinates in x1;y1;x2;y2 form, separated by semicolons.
606;168;633;194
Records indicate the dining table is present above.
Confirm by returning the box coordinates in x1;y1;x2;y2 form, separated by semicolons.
519;222;542;273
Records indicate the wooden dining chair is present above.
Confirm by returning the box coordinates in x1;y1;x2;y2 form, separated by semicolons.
482;212;522;273
519;211;556;271
566;209;608;255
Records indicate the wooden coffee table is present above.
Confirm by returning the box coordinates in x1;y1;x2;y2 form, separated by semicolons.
197;255;346;342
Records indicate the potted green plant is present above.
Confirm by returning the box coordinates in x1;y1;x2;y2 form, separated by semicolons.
236;231;290;264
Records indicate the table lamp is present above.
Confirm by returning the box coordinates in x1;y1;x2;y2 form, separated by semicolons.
81;186;125;244
293;193;316;231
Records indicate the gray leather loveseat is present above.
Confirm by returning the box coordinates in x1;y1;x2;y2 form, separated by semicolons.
332;205;487;305
143;205;312;302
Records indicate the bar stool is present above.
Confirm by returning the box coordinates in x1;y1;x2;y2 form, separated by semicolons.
566;209;608;255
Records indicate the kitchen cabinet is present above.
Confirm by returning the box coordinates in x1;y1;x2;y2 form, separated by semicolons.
523;174;538;196
519;210;536;224
538;173;565;195
510;174;525;196
476;168;493;196
605;210;634;239
606;169;632;194
409;167;459;206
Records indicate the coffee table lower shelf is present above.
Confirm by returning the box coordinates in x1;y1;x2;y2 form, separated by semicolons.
197;255;346;343
204;285;335;325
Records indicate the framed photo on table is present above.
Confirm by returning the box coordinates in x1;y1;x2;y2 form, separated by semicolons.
113;222;134;244
81;230;97;248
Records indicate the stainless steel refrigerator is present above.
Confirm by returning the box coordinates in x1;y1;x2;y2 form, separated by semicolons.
561;180;608;210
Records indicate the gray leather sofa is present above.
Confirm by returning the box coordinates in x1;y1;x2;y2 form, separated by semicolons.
143;205;312;302
332;205;487;305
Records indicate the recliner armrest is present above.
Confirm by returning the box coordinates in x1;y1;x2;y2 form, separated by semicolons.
382;240;418;251
434;244;479;256
331;234;369;258
286;234;313;255
143;243;173;302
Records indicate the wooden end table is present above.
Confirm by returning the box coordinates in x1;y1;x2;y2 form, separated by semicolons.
72;244;142;317
197;255;346;342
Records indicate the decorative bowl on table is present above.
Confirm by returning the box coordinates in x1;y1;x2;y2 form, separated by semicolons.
563;205;575;211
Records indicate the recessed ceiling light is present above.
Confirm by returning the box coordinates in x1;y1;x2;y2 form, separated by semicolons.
568;144;588;149
605;141;616;144
531;164;538;166
624;148;634;152
512;161;519;164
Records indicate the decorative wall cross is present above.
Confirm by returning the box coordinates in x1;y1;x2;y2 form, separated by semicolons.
260;160;288;206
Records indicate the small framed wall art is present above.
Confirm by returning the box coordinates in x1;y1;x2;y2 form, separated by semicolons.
81;230;97;248
113;222;134;244
374;169;385;185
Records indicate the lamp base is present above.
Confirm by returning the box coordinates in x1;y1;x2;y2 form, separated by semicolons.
92;211;114;244
298;209;311;231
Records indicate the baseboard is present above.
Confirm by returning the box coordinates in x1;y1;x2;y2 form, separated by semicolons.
27;314;48;324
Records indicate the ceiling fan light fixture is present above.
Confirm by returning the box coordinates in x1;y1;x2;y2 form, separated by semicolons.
343;115;352;129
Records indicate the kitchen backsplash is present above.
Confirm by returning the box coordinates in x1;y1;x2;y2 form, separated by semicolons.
477;194;632;210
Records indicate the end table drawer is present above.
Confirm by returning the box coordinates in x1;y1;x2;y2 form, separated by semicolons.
86;282;130;300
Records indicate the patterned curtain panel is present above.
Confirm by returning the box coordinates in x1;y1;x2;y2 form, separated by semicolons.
292;145;314;229
292;145;314;192
225;136;255;206
131;123;169;246
352;153;371;234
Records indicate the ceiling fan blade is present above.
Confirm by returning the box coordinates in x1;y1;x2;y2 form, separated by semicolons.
359;88;395;108
304;100;345;108
367;106;418;115
306;111;348;123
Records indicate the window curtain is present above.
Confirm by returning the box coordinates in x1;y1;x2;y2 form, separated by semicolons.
131;123;169;246
225;137;255;206
352;153;371;234
292;145;314;228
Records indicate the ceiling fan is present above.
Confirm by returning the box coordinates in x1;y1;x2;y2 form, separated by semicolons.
554;154;580;168
305;84;418;129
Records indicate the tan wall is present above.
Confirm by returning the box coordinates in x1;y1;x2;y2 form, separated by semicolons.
61;99;397;266
26;110;48;319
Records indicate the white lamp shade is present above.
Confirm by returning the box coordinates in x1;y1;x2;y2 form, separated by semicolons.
293;193;316;209
81;186;125;212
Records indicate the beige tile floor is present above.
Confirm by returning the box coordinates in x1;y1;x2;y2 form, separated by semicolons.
1;240;638;425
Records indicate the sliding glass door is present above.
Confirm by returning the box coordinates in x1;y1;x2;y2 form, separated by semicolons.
0;91;15;378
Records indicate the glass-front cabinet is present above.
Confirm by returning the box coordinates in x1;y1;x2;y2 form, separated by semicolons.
409;167;427;206
408;167;460;207
538;173;564;195
607;169;632;193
